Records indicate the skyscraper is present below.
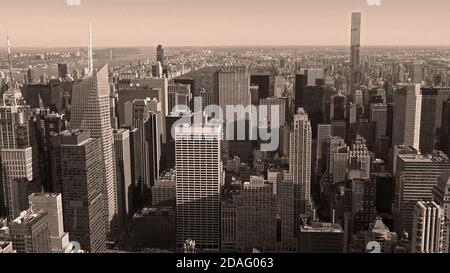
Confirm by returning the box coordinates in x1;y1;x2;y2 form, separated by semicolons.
8;209;51;253
70;64;118;236
349;136;371;180
57;63;68;80
294;69;324;111
59;130;106;253
420;87;450;154
350;12;361;91
0;89;37;220
433;171;450;252
370;103;387;141
233;178;277;252
289;108;312;220
175;123;223;251
156;44;165;66
411;201;445;253
113;129;132;227
440;99;450;157
168;83;191;115
298;222;345;253
392;84;422;151
277;179;296;252
393;151;450;236
125;99;162;202
214;66;250;119
28;193;69;252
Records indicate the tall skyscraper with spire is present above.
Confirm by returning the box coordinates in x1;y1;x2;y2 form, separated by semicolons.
6;33;13;82
289;108;312;229
350;12;361;92
69;20;118;237
0;35;38;220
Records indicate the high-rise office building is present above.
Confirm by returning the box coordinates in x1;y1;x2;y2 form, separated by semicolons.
174;77;196;98
233;178;277;252
411;60;424;84
0;90;37;220
250;73;271;99
131;207;176;251
330;94;346;121
156;44;165;66
168;83;191;115
298;222;344;253
152;170;176;208
392;84;422;151
440;99;450;157
349;136;371;180
277;179;296;252
57;63;68;79
294;69;324;111
175;123;223;251
113;129;132;226
351;178;376;232
59;130;106;253
393;151;450;236
317;124;332;172
326;136;347;179
433;171;450;252
289;108;312;220
125;99;162;201
259;97;287;128
214;66;250;120
70;64;118;235
9;209;51;253
350;12;361;91
370;103;387;141
22;82;64;113
28;193;69;252
333;146;349;184
411;201;445;253
117;78;168;142
420;87;450;154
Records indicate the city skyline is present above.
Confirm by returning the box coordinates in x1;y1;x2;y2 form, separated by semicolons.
2;0;450;258
0;0;450;47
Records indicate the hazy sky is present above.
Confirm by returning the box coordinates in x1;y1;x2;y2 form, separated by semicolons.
1;0;449;47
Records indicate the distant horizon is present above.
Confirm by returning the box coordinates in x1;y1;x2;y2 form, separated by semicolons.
1;44;450;50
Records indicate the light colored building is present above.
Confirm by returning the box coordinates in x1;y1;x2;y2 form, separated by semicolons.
0;91;36;220
393;151;450;236
215;66;250;120
432;171;450;252
412;201;445;253
152;169;176;207
70;64;118;236
350;12;361;90
175;123;223;251
298;222;344;253
392;83;422;151
28;193;69;252
289;108;312;216
9;209;51;253
349;136;371;179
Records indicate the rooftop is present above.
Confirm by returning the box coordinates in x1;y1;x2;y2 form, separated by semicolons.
300;222;344;233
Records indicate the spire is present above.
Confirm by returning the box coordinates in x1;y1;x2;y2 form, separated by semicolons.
6;30;13;80
88;12;93;75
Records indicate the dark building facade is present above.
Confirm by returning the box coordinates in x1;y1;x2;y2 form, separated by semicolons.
59;130;106;253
